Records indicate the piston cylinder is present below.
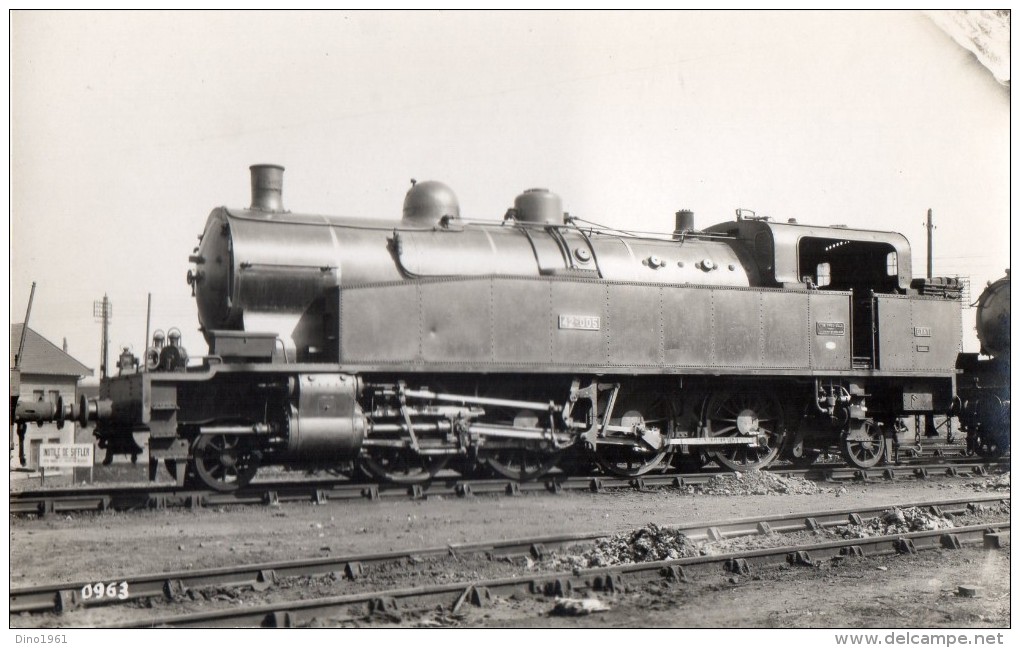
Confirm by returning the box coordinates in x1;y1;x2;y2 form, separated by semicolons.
285;373;367;461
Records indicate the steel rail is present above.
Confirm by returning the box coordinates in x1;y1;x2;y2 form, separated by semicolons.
9;458;1007;517
100;520;1009;628
11;493;1009;617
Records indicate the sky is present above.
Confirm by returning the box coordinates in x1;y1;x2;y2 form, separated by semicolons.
9;10;1011;375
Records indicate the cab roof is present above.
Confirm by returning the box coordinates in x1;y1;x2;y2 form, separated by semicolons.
705;218;913;290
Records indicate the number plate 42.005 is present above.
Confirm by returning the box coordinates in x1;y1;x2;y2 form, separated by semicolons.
558;315;601;331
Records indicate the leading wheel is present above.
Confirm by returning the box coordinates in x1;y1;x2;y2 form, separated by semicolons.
591;392;675;477
358;449;450;484
192;434;260;492
840;421;885;469
704;390;784;471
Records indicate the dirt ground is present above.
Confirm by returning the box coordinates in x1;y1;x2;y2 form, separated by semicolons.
460;547;1010;629
8;474;1010;628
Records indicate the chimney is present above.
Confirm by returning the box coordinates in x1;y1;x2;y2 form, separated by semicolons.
674;209;695;236
250;164;285;212
63;337;68;353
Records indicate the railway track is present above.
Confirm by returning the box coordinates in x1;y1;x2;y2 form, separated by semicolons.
10;493;1009;620
11;494;1007;627
9;458;1007;517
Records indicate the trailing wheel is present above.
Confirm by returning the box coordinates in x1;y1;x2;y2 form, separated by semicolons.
191;433;260;492
591;392;675;477
703;390;784;471
358;448;450;484
839;421;885;469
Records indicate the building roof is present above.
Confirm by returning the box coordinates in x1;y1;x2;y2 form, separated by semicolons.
10;324;93;378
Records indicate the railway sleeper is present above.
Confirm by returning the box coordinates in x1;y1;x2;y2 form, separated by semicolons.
661;565;690;583
940;534;963;550
983;532;1007;549
368;596;399;615
533;578;573;597
163;578;189;600
591;572;626;593
55;589;82;613
343;561;364;580
725;558;751;575
253;569;276;591
451;585;493;613
265;611;296;628
787;550;814;567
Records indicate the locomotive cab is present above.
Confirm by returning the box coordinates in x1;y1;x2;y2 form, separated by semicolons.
708;217;923;369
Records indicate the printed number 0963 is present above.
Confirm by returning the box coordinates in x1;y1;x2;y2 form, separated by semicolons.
81;581;129;600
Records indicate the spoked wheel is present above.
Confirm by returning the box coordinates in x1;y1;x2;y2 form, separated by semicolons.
704;390;785;471
591;392;675;477
481;446;564;481
192;433;260;492
358;449;450;484
840;421;885;469
477;409;565;480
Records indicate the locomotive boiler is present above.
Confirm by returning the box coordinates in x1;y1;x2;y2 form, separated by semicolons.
74;165;971;490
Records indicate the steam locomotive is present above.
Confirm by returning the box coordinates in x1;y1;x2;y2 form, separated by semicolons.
59;165;1002;490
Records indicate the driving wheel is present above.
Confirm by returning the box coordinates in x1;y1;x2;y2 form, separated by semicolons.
704;390;784;471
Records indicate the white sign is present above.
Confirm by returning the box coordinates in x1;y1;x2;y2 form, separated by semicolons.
39;443;94;468
558;314;601;331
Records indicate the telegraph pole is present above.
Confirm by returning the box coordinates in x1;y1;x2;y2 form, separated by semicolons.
926;208;934;279
15;282;36;369
93;295;112;379
143;293;152;373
